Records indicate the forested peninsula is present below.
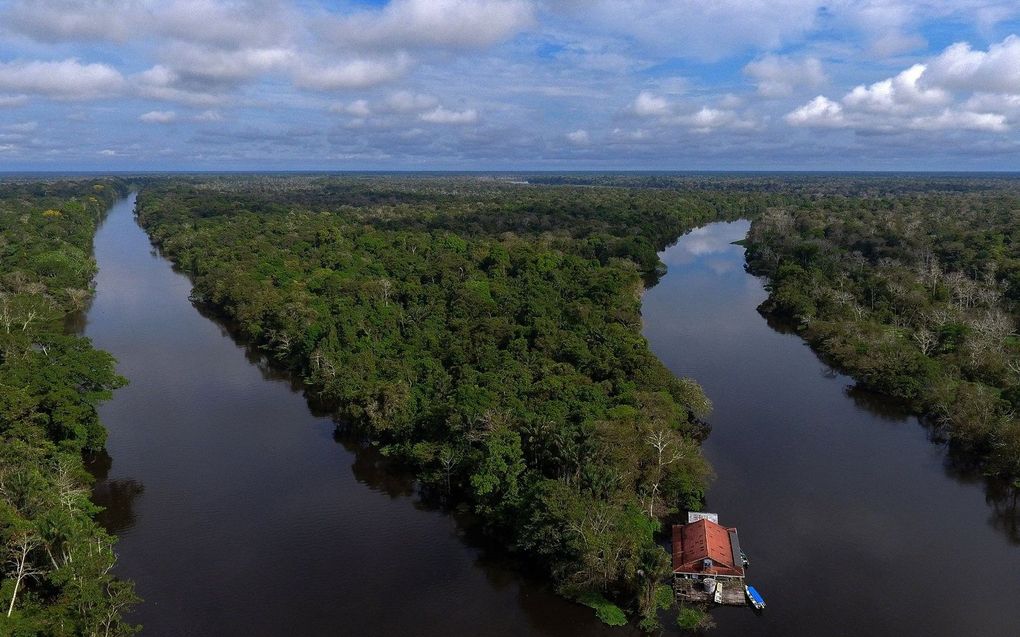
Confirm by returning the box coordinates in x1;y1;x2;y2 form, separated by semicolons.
134;176;757;628
0;179;138;636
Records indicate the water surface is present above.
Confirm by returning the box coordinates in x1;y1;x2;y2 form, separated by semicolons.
642;221;1020;637
86;198;1019;636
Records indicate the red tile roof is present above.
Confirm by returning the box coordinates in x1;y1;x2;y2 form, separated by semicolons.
672;519;743;577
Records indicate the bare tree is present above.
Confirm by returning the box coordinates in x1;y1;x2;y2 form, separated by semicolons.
5;529;44;617
644;428;690;517
438;447;461;494
912;327;937;356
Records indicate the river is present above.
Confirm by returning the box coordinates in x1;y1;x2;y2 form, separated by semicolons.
642;221;1020;636
84;196;1019;635
83;194;615;636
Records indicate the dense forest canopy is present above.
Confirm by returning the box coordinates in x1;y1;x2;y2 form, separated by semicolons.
0;178;138;636
134;175;768;628
132;173;1020;627
744;186;1020;478
4;172;1018;633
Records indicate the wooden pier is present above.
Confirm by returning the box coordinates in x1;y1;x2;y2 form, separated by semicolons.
674;576;747;606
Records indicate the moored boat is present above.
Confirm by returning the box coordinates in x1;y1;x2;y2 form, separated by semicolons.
745;585;765;610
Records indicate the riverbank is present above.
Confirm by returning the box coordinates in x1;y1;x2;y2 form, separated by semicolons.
0;182;137;636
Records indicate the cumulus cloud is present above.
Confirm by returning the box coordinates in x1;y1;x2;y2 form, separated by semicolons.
786;96;846;127
385;91;440;113
2;1;1020;168
139;110;177;124
420;106;478;124
843;64;948;114
632;91;671;117
0;58;124;99
924;35;1020;94
744;55;825;98
630;91;756;132
786;36;1019;133
2;0;138;43
293;55;413;90
909;109;1006;132
566;129;590;144
160;44;296;83
319;0;535;50
678;107;756;133
134;65;226;107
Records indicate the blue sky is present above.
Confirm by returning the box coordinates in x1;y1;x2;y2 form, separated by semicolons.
1;1;1019;170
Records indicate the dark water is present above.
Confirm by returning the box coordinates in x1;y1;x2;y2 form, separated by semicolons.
83;195;617;636
86;198;1019;636
642;221;1020;637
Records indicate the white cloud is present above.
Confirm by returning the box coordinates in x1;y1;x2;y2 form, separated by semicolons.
151;0;295;48
924;35;1020;94
321;0;535;50
0;58;124;99
194;109;224;122
333;99;372;117
632;91;670;117
161;44;296;82
786;36;1020;133
293;55;412;90
677;107;755;133
630;91;756;132
566;129;590;144
843;64;948;114
420;106;478;124
134;65;226;106
785;95;846;127
139;110;177;124
385;91;440;113
2;0;138;43
909;109;1006;132
744;55;825;98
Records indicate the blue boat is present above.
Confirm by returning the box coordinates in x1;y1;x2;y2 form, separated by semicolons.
745;585;766;610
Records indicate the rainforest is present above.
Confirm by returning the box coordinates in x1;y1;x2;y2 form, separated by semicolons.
2;174;1019;636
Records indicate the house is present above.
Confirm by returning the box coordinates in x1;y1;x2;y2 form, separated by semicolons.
671;513;747;605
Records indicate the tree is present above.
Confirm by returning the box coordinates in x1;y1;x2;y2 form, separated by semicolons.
4;524;44;618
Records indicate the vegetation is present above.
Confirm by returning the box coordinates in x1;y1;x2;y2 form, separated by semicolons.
745;187;1020;478
132;175;760;626
676;604;714;631
0;179;138;635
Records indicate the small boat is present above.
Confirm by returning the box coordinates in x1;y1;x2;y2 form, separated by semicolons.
713;581;723;604
745;585;766;610
740;550;750;568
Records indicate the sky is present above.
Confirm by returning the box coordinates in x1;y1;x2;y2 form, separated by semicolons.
1;0;1019;171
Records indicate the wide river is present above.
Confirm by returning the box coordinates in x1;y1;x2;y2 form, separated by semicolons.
84;196;1018;635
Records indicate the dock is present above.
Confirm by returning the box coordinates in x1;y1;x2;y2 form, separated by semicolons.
674;577;747;605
